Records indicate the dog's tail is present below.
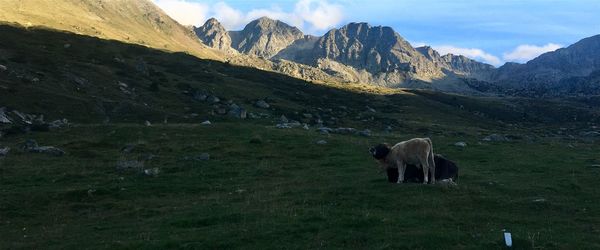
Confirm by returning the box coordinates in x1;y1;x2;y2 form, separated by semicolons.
426;138;435;170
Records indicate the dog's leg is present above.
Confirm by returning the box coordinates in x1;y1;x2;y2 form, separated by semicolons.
422;164;429;184
397;161;406;184
430;164;436;184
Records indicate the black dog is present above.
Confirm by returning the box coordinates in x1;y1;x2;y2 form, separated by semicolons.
386;154;459;183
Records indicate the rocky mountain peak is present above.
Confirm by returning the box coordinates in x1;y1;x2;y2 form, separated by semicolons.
229;17;304;59
313;22;442;80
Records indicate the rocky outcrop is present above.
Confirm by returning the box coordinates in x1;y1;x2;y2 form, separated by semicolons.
194;18;232;51
416;46;495;80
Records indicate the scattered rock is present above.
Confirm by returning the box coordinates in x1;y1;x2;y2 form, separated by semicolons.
333;127;357;135
454;142;467;147
63;43;71;49
0;107;11;124
317;127;333;135
31;146;65;156
590;164;600;168
482;134;509;142
121;144;137;153
141;153;157;161
12;110;32;124
192;92;208;102
580;131;600;137
145;121;152;127
185;153;210;161
279;115;289;123
438;179;458;186
70;75;88;86
215;107;227;115
316;140;328;145
197;153;210;161
21;139;65;156
0;64;7;72
255;100;270;109
384;126;393;133
143;168;160;177
276;123;292;129
48;119;69;129
201;120;212;125
0;147;9;157
302;124;310;130
302;113;313;119
135;58;149;75
366;106;376;113
532;198;546;203
206;95;220;104
228;105;247;119
116;160;144;171
358;129;371;137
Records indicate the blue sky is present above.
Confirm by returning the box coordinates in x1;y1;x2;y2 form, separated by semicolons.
154;0;600;66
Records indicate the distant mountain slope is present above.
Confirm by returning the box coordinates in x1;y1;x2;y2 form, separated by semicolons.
0;0;223;60
493;35;600;94
416;46;495;81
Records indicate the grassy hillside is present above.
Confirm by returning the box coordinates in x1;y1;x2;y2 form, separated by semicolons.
1;24;598;128
2;24;600;249
0;0;222;60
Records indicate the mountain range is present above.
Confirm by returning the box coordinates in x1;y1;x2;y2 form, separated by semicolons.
196;16;600;96
1;0;599;96
196;17;497;93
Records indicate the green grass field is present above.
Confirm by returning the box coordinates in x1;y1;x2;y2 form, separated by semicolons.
2;122;599;249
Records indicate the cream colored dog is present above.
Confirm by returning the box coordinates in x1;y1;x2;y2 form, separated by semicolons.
369;138;436;184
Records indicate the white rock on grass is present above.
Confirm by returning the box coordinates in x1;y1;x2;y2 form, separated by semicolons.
0;147;9;157
143;168;160;177
454;142;467;147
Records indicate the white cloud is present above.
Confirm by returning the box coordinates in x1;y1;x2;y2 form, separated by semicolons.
212;2;246;29
153;0;344;33
503;43;562;63
152;0;209;26
434;45;502;66
410;42;428;48
295;0;344;31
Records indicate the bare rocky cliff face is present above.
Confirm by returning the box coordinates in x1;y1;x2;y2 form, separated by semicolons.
229;17;304;59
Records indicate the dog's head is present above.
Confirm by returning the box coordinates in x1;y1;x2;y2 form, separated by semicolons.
369;143;390;160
